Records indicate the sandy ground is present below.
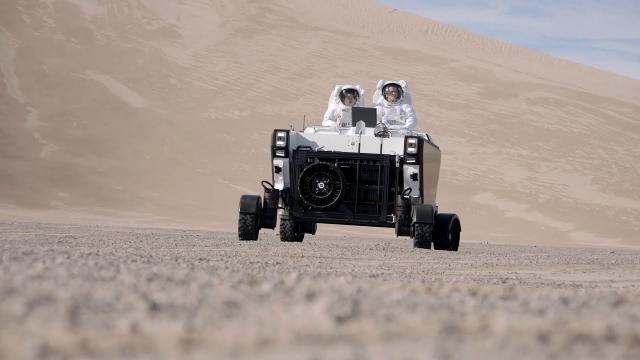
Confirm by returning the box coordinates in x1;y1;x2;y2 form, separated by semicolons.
2;221;639;360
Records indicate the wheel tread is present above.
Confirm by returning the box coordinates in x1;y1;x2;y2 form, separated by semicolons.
280;219;304;242
413;223;433;249
238;213;258;241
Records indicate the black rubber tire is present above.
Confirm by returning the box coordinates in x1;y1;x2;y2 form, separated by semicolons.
450;222;460;251
413;223;433;249
433;214;461;251
238;213;259;241
280;218;304;242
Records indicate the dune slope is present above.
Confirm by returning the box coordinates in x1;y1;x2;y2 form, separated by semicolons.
1;0;639;246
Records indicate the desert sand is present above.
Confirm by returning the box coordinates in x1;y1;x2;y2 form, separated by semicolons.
0;0;638;246
1;1;640;358
2;221;640;359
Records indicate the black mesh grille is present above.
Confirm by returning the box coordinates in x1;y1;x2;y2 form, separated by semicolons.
290;150;397;225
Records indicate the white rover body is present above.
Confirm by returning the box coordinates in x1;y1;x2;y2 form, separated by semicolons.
238;115;462;250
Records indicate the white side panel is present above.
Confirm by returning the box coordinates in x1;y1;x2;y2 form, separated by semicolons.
422;142;441;207
403;165;420;197
359;136;404;155
291;132;406;155
293;133;362;152
381;137;406;155
272;158;289;190
359;136;383;154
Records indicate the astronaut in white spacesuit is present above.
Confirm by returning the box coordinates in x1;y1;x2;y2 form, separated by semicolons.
322;85;365;128
372;80;417;132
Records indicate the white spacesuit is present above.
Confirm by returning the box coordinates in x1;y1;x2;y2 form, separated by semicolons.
322;85;365;128
372;80;417;132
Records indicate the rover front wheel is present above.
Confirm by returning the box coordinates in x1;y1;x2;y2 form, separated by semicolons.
238;213;259;241
280;218;304;242
413;223;433;249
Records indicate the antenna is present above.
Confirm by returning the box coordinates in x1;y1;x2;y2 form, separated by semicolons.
302;114;306;130
356;120;366;153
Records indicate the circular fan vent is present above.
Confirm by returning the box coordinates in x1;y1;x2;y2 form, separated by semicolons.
298;162;345;209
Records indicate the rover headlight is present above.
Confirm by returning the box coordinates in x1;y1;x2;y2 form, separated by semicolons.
275;131;288;148
405;137;418;154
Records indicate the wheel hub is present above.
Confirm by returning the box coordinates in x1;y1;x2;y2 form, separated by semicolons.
311;174;332;197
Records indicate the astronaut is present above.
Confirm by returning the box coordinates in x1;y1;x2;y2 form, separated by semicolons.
322;85;365;128
372;80;416;132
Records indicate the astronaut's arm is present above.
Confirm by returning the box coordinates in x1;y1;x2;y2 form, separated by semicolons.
322;108;338;127
382;105;417;131
380;110;404;130
403;104;417;131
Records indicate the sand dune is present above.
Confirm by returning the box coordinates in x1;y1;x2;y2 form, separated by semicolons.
1;0;639;246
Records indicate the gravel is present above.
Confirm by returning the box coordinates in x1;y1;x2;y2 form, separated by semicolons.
1;221;639;359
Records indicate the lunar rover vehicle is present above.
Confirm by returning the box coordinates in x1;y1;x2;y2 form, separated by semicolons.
237;90;460;250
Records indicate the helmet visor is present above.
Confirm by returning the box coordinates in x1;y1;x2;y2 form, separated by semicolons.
339;88;359;106
383;84;402;103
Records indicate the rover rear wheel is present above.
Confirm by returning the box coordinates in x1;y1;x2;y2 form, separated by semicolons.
433;213;461;251
280;218;304;242
413;223;433;249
